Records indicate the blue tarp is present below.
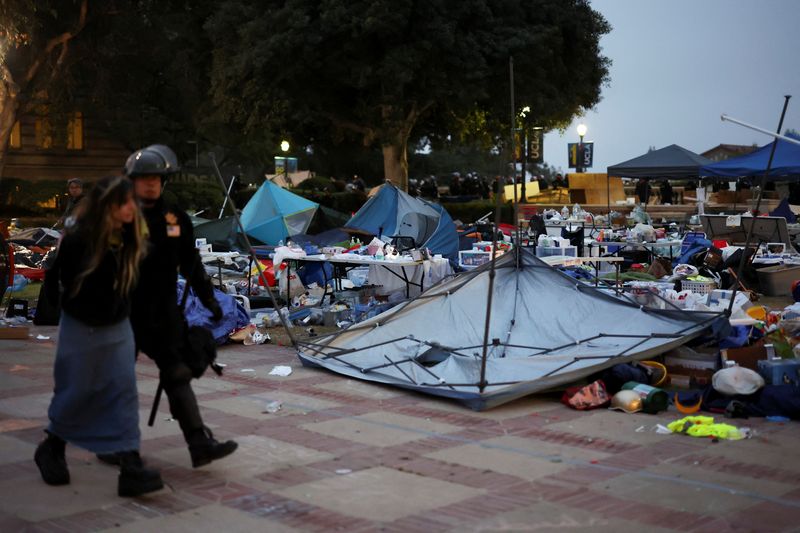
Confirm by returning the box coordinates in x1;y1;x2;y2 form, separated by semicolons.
240;181;318;245
179;283;249;344
345;182;459;261
700;132;800;180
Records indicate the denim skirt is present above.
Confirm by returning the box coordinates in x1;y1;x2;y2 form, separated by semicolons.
47;312;141;453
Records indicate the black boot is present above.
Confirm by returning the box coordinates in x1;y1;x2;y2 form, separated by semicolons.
117;451;164;497
34;431;70;486
188;427;238;468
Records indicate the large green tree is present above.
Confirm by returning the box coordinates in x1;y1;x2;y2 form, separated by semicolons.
206;0;611;190
0;0;89;178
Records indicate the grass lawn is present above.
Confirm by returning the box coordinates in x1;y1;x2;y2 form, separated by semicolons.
4;280;41;305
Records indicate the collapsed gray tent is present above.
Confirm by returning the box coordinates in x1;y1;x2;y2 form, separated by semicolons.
297;248;724;410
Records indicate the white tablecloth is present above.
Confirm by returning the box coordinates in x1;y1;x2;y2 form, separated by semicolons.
368;257;453;296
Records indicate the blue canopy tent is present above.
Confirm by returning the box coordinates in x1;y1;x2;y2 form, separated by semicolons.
345;182;459;261
699;133;800;180
240;180;318;245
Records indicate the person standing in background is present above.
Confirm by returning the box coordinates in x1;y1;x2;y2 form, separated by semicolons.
58;178;85;227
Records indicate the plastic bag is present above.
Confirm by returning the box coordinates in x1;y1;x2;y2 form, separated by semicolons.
278;269;306;299
712;366;765;396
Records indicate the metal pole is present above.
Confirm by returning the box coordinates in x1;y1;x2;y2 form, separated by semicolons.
721;113;800;146
218;175;236;219
209;152;298;346
479;56;515;392
727;95;791;315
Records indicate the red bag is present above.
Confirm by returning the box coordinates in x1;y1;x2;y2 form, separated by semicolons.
561;380;610;410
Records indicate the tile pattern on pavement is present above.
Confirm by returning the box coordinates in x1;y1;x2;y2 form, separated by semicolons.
1;324;799;532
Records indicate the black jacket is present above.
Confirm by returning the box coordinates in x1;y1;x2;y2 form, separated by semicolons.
131;198;216;360
48;231;130;327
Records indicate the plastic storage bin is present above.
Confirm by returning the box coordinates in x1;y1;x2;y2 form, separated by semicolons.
459;250;492;269
535;245;577;258
757;359;800;386
756;264;800;297
681;279;717;295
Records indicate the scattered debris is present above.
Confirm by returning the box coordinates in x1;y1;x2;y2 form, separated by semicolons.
269;365;293;377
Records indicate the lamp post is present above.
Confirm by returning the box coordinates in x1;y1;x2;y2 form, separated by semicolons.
519;106;530;203
280;140;290;184
576;123;587;173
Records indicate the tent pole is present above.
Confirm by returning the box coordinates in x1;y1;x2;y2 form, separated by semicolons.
479;56;516;392
218;175;236;219
727;95;791;315
721;113;800;147
208;152;298;347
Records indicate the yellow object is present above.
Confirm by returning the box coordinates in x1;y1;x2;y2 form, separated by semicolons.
640;360;668;387
746;306;767;321
667;416;743;440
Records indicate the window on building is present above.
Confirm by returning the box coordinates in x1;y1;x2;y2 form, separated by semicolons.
67;111;83;150
9;121;21;149
35;115;53;149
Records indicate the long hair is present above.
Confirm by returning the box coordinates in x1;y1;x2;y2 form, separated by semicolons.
67;175;146;298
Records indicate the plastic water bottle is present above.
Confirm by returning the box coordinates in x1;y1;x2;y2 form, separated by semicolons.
561;205;569;219
572;203;581;218
375;247;384;260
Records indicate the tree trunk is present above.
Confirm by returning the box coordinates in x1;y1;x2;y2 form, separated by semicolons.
382;135;409;192
0;65;20;181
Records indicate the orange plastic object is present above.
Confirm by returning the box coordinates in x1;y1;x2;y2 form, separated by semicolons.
746;306;767;321
674;394;702;414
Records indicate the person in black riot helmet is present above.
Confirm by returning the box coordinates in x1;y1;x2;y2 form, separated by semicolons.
113;144;237;467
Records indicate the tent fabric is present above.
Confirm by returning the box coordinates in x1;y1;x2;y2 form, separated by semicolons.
240;181;318;245
194;216;257;252
607;144;713;179
297;247;723;410
345;182;459;261
770;198;798;223
699;133;800;180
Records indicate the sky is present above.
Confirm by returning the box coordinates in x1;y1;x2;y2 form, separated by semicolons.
542;0;800;174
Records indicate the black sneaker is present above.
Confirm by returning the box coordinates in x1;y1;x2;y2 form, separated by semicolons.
117;451;164;497
34;433;70;486
188;427;238;468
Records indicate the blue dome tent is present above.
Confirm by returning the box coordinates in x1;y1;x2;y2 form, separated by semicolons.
345;182;459;261
240;180;318;245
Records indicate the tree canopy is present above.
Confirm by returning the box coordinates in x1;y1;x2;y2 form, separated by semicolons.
1;1;611;191
206;0;611;189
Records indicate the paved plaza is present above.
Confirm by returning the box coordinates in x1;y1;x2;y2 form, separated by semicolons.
1;324;799;532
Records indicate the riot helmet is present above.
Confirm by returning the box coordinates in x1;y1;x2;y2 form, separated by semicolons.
124;144;180;179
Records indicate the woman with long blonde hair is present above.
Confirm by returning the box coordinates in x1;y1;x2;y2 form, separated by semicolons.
35;175;164;497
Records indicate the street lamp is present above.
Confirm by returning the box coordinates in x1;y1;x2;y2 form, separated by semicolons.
576;123;587;173
280;140;290;184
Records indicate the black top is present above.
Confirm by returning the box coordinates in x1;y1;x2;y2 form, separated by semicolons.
49;231;130;327
131;198;216;358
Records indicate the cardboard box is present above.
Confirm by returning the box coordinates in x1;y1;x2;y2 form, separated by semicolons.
666;365;715;389
721;340;767;371
0;326;30;340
